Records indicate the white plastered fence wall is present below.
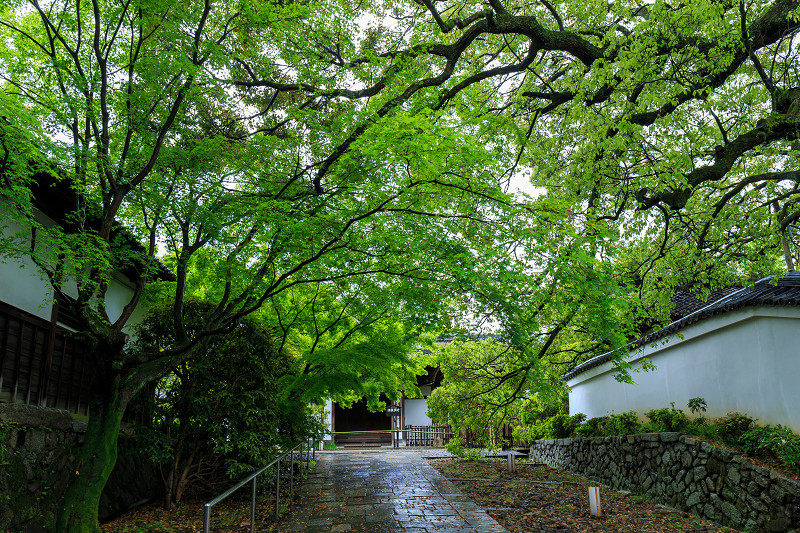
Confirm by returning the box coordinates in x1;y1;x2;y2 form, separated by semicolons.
567;306;800;433
403;398;433;426
1;199;145;329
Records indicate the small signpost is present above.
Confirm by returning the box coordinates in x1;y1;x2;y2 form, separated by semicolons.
386;405;401;447
507;453;516;473
588;486;602;517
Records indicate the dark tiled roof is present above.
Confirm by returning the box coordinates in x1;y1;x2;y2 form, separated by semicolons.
436;333;497;344
670;286;742;321
416;364;443;388
562;272;800;382
24;172;175;282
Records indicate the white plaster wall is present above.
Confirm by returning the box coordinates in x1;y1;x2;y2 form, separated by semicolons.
1;200;147;332
1;204;58;320
404;398;433;426
568;307;800;433
105;274;146;327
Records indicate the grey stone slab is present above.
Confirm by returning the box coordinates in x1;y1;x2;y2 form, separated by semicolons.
278;448;509;533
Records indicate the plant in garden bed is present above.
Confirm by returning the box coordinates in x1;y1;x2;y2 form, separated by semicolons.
515;413;587;441
739;425;800;475
561;399;800;480
574;411;643;438
716;412;757;447
444;436;484;460
644;403;691;433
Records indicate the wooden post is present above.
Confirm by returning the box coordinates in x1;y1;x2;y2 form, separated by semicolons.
588;487;602;517
507;453;516;473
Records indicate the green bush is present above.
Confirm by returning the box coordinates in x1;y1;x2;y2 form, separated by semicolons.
612;411;643;435
739;425;800;474
716;412;756;446
538;413;587;439
541;400;800;477
575;416;610;438
687;397;707;415
514;413;587;441
444;436;483;460
574;412;642;438
645;403;690;432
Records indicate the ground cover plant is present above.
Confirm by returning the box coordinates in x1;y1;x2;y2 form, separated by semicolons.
101;495;272;533
101;456;315;533
526;400;800;479
427;457;739;533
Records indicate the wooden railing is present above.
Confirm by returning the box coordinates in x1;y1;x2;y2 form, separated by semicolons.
404;424;453;446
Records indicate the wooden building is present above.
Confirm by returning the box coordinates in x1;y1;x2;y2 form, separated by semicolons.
326;365;445;447
0;175;172;419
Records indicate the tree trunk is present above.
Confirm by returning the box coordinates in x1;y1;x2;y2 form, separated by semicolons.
782;227;795;271
55;380;127;532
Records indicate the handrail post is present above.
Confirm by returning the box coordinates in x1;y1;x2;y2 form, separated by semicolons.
250;476;257;533
275;457;281;517
203;503;211;533
289;447;294;506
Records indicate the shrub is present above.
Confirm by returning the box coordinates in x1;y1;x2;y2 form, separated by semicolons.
444;436;483;460
645;403;690;432
612;411;643;435
514;413;587;441
539;413;587;439
574;412;642;438
687;397;707;415
716;412;756;446
574;416;610;438
739;425;800;474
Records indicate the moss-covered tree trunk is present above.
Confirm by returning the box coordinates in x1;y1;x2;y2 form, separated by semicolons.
55;379;127;532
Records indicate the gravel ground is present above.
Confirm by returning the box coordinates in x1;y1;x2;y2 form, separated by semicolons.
426;456;740;533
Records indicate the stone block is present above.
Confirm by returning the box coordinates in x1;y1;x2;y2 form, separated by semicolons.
771;485;788;505
728;465;741;485
686;491;702;508
660;432;680;443
694;466;707;480
0;403;75;431
27;431;46;453
749;496;769;514
778;478;800;498
681;451;693;468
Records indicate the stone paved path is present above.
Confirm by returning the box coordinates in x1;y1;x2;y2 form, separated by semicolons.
279;448;508;533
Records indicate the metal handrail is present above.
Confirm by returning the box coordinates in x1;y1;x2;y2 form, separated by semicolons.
329;429;454;435
202;439;317;533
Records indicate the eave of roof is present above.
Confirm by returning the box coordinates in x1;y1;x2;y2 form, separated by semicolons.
562;272;800;382
27;171;175;283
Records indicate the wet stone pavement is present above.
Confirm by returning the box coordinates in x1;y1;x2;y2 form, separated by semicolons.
279;448;508;533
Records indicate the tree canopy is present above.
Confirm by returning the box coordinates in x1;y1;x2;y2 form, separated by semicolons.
1;0;799;529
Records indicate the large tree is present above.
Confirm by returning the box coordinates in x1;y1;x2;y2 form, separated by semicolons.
1;0;799;530
0;0;512;529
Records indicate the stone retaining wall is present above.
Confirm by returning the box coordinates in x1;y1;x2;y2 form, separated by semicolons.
0;403;160;532
530;433;800;532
